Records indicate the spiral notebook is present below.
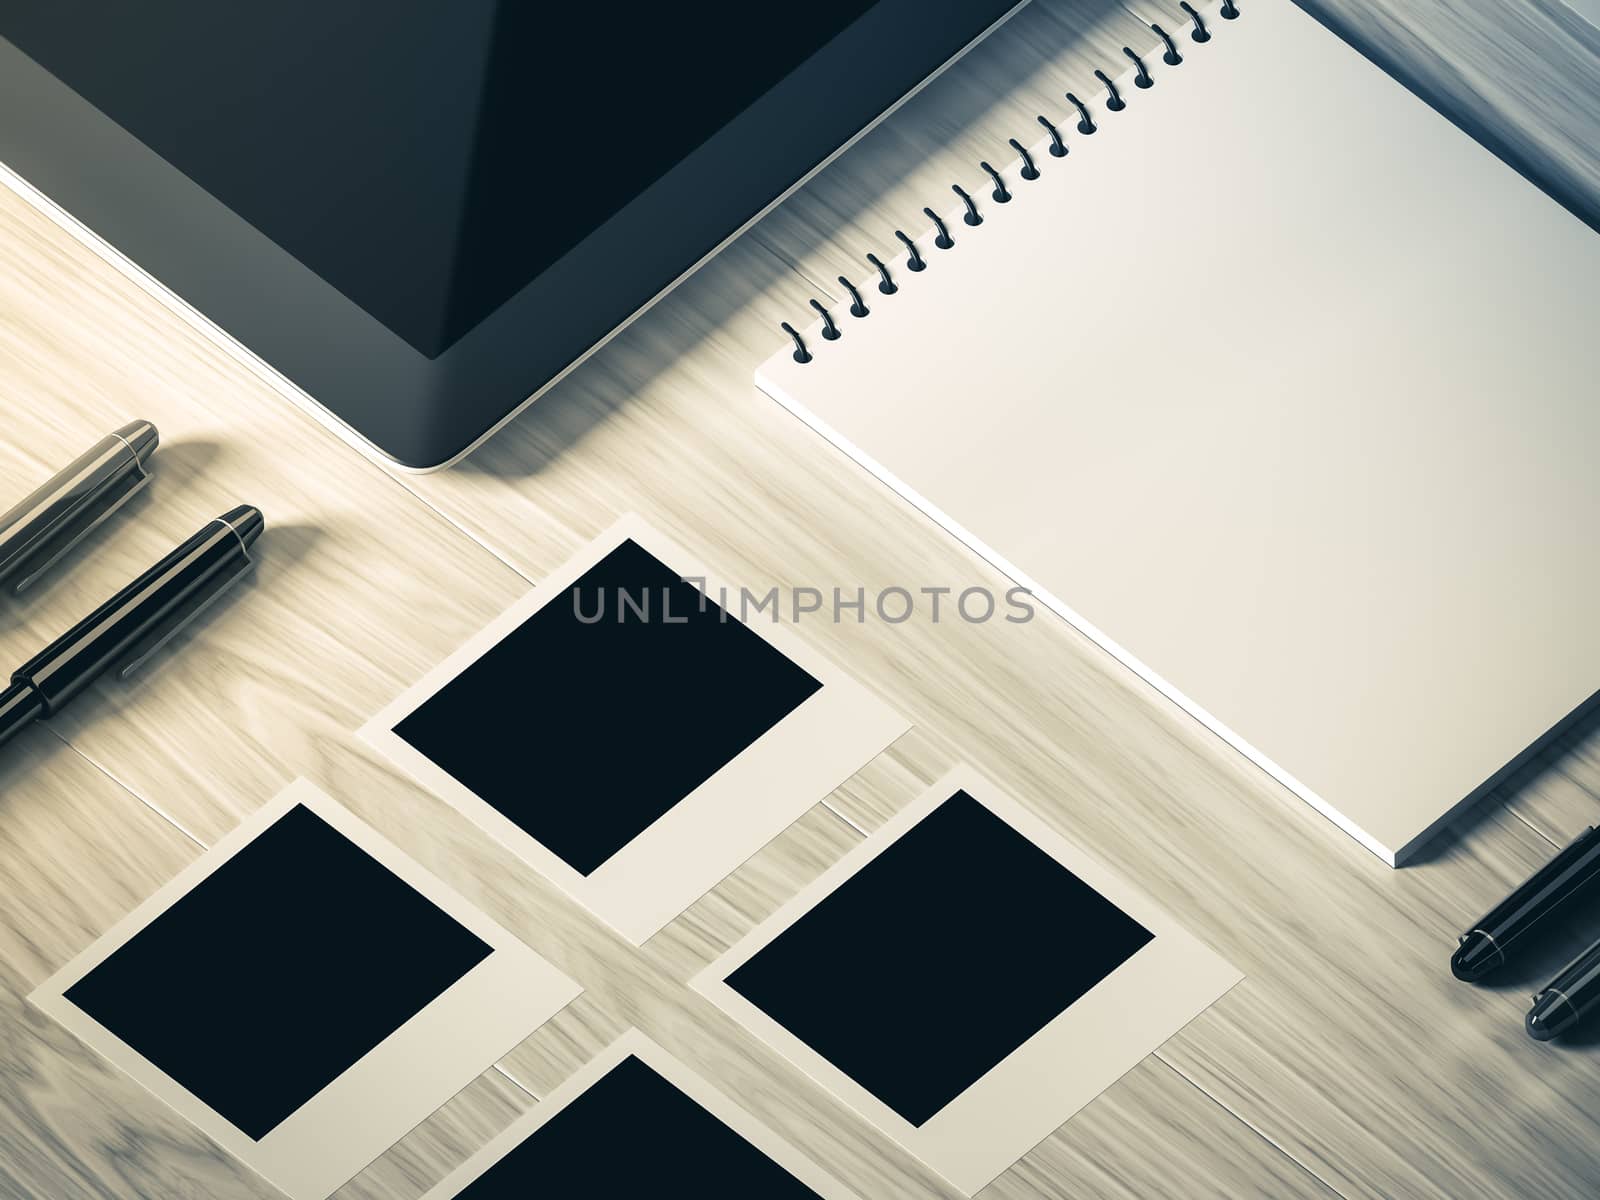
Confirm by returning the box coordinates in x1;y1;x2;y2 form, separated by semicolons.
756;0;1600;866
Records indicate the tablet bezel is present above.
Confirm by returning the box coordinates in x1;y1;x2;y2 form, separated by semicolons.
0;1;1024;469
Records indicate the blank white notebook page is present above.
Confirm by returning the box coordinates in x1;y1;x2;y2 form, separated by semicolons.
757;0;1600;865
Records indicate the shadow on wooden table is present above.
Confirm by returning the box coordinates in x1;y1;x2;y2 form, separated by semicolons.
458;0;1129;480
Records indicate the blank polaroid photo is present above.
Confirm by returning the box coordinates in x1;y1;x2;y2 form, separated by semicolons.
362;515;909;944
692;768;1242;1196
421;1031;860;1199
30;779;582;1200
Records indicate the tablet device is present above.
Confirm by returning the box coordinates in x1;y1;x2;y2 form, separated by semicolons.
0;1;1023;467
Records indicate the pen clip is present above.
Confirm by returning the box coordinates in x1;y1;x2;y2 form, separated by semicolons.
114;545;255;680
9;459;151;596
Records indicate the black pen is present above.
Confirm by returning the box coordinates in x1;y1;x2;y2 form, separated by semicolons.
1527;936;1600;1041
0;420;159;593
1451;825;1600;981
0;506;263;749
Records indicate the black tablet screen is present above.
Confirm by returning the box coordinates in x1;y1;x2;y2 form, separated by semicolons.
2;1;876;356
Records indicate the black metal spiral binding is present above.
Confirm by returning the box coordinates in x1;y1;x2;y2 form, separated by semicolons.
952;184;983;226
1180;2;1211;41
809;298;840;340
782;322;811;363
1065;92;1097;134
866;252;897;294
980;161;1012;203
1153;24;1183;64
894;229;926;270
1036;116;1068;157
779;4;1232;363
1009;137;1041;179
1095;69;1127;111
1004;140;1043;180
1124;47;1154;88
838;276;870;317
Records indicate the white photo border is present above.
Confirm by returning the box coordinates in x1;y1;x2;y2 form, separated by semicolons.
361;513;909;945
29;778;582;1200
692;766;1242;1195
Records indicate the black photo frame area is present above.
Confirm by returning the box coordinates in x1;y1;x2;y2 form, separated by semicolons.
694;768;1241;1195
30;779;581;1200
62;801;494;1142
422;1032;861;1199
723;788;1154;1128
363;516;907;945
390;535;822;878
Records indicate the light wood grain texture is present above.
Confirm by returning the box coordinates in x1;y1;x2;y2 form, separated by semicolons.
0;733;274;1200
0;183;531;848
332;1072;531;1200
982;1056;1338;1200
0;718;540;1200
1;0;1598;1196
1298;0;1600;228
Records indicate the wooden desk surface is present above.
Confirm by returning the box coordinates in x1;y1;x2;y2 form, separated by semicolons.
1;2;1597;1196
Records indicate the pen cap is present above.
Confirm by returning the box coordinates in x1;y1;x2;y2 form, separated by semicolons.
15;505;261;709
0;420;159;593
110;506;262;682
